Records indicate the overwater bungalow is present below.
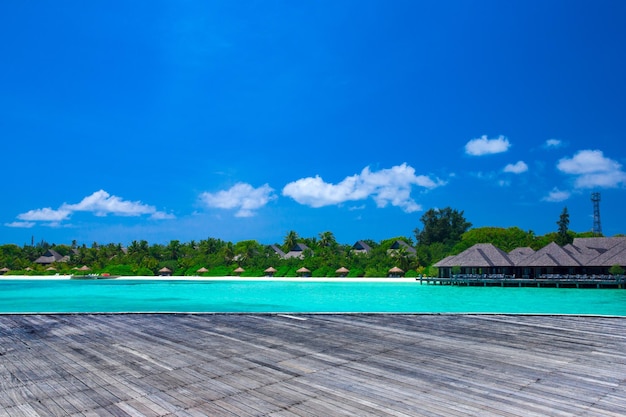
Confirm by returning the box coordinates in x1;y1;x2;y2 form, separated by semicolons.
435;237;626;279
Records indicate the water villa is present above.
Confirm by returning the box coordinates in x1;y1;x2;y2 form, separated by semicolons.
432;237;626;288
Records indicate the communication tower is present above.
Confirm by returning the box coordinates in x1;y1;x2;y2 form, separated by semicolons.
591;192;602;236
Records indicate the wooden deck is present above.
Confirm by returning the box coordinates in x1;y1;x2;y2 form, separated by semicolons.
0;314;625;416
419;277;626;288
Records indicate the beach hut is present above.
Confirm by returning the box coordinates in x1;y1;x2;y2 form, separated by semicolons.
158;267;172;276
264;267;277;277
296;267;311;277
233;267;245;276
196;267;208;275
388;266;404;278
335;267;349;277
0;267;9;275
351;240;373;255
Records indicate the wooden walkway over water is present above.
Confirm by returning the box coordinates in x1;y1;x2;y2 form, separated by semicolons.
418;277;626;289
0;314;624;416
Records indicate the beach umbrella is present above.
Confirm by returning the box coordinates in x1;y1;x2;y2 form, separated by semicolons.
296;267;311;277
196;267;209;273
264;267;277;277
78;265;91;271
158;267;172;276
233;267;245;275
335;267;349;277
0;267;9;275
388;266;404;277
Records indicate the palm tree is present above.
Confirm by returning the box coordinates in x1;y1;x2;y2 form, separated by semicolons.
318;231;337;248
283;230;299;252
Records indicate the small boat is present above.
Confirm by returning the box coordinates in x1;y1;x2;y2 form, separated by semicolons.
71;273;119;280
71;274;100;280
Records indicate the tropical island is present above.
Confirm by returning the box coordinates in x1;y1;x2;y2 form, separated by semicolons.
0;207;624;280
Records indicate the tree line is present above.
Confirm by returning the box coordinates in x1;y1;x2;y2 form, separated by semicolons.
0;207;604;277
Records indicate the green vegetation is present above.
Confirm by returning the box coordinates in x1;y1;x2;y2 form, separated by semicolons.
0;207;610;277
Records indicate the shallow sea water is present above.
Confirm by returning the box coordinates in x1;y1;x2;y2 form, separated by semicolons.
1;279;625;315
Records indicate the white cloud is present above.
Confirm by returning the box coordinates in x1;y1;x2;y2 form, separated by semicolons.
503;161;528;174
545;139;562;149
200;183;276;217
18;207;71;222
62;190;169;217
543;188;571;202
11;190;174;226
557;150;626;188
4;221;35;228
282;163;445;213
465;135;510;156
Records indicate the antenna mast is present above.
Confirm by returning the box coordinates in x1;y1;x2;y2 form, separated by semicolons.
591;192;602;236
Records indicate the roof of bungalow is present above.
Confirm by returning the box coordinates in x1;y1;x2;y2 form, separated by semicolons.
562;243;601;265
351;240;373;253
584;238;626;267
573;237;626;253
521;242;582;267
507;247;535;264
268;244;286;258
34;249;67;265
388;240;417;255
433;255;457;268
284;243;311;259
441;243;514;267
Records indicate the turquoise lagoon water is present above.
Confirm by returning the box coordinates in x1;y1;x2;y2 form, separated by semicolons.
0;279;625;315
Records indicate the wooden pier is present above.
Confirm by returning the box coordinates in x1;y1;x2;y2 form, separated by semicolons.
418;276;626;288
0;314;625;416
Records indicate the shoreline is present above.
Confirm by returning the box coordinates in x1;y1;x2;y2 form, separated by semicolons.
0;275;420;283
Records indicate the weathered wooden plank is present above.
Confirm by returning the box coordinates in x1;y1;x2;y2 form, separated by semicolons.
0;314;624;416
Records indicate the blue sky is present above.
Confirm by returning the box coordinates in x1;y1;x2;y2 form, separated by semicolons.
2;1;625;246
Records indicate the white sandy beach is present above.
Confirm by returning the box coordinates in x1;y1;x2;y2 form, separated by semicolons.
0;275;420;283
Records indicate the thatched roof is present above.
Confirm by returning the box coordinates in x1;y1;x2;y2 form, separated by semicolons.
335;267;349;273
233;267;245;273
34;249;65;265
573;237;626;252
46;267;56;271
433;255;458;267
584;239;626;267
507;247;535;264
388;266;404;273
522;242;582;267
196;267;208;273
284;243;311;260
264;267;277;273
78;265;91;271
158;267;172;273
296;267;311;273
446;243;514;267
389;240;417;254
0;267;9;272
352;240;372;253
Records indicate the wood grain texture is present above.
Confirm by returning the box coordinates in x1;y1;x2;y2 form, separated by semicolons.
0;314;624;416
